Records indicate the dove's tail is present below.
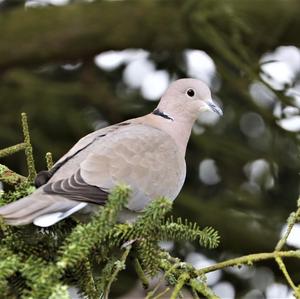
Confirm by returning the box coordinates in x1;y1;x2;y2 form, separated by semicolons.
0;192;87;227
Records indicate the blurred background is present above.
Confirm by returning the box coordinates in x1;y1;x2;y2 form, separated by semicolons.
1;0;300;298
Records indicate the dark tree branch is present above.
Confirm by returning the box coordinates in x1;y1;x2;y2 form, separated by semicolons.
0;0;299;70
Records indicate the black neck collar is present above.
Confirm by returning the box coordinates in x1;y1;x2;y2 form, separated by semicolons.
152;109;174;121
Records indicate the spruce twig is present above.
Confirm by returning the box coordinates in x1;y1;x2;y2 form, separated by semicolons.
151;287;171;299
134;258;149;289
78;259;98;299
275;202;300;251
275;256;299;297
160;217;220;249
0;164;26;186
0;143;27;159
46;152;54;170
169;272;189;299
196;250;300;275
104;244;132;299
146;261;180;299
189;279;220;299
57;184;130;270
21;113;36;183
23;185;130;298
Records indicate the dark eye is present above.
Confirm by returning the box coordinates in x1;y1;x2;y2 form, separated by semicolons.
186;88;195;97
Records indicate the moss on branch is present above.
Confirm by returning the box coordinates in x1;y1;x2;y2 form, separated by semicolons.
0;164;26;186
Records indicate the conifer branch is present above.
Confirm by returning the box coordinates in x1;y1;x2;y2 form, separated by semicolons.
275;256;300;297
75;259;98;299
46;152;54;170
48;285;70;299
196;250;300;275
151;287;171;299
0;143;26;158
0;248;22;291
160;217;220;249
271;200;300;297
21;112;37;183
158;252;220;298
0;164;26;186
132;198;173;275
275;201;300;251
134;258;149;289
170;272;189;299
189;279;219;299
57;184;130;271
103;244;132;299
10;113;300;297
146;259;180;299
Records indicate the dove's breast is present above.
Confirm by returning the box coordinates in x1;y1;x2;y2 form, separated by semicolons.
110;128;186;211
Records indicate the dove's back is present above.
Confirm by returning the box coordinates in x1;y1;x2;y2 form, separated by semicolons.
0;121;186;226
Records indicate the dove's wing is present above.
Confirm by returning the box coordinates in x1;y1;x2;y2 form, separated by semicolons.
42;123;186;212
34;121;131;187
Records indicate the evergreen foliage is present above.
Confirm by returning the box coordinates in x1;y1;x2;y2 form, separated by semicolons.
0;114;221;298
1;113;300;298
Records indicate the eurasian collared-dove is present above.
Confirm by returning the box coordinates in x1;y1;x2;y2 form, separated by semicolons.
0;78;222;227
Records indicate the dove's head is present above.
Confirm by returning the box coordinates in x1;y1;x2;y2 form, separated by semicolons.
156;78;222;123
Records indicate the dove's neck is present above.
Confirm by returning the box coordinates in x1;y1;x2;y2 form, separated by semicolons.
141;110;195;156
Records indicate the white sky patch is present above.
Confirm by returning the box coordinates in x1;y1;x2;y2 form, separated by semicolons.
262;46;300;74
192;123;206;135
94;49;149;71
277;116;300;132
197;99;223;126
47;0;69;4
244;159;274;190
261;61;294;90
276;86;300;132
95;51;125;71
282;106;299;118
249;81;277;109
199;159;221;185
185;50;216;86
212;282;235;299
158;241;174;251
123;58;155;89
185;252;221;285
266;283;293;299
25;0;69;6
68;286;83;299
280;223;300;248
25;0;48;6
197;112;220;126
141;70;169;101
260;46;300;90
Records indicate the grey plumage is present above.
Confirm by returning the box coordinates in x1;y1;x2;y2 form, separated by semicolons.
0;78;222;227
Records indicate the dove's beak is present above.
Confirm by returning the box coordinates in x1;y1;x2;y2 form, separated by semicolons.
205;100;223;116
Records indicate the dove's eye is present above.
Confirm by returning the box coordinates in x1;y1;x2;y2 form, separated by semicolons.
186;89;195;98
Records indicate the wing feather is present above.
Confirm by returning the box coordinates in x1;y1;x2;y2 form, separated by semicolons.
43;169;108;205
